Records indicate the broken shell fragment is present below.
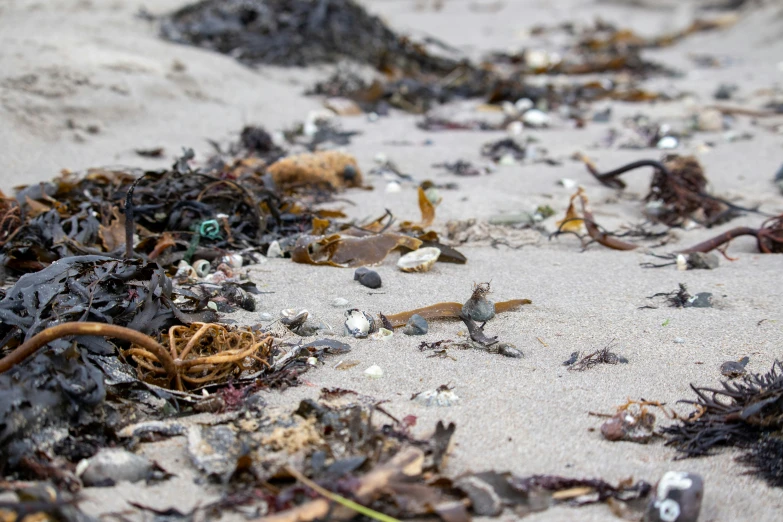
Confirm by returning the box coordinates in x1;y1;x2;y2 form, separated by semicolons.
397;247;441;273
643;471;703;522
364;364;383;378
174;260;197;279
370;328;393;341
344;309;374;338
192;259;211;278
218;254;243;269
413;385;460;407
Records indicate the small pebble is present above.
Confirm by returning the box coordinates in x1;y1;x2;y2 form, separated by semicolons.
331;298;350;308
354;267;382;289
266;241;283;258
656;136;679;149
364;364;383;378
673;338;686;344
687;252;719;270
713;83;737;100
684;292;713;308
76;449;153;487
258;312;274;321
462;298;495;323
403;314;428;336
522;109;550;128
696;108;724;132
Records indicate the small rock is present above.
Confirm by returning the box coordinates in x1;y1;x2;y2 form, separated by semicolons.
76;448;153;487
455;475;503;516
331;298;350;308
462;297;495;323
496;343;524;358
258;312;274;321
354;267;382;289
713;83;737;100
558;178;577;190
385;181;402;193
720;356;749;379
696;109;724;132
643;471;703;522
403;314;428;335
687;252;719;270
522;109;550;128
506;120;524;136
514;98;534;112
592;107;612;122
364;364;383;378
683;292;713;308
673;338;686;344
488;212;534;226
656;136;679;149
266;241;283;258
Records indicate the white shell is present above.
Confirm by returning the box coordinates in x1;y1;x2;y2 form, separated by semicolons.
522;109;550;128
364;365;383;378
192;259;211;278
370;328;393;341
397;247;441;273
344;309;372;338
204;271;226;284
331;298;350;308
219;254;243;269
515;98;534;112
267;241;283;258
281;308;308;320
175;260;196;279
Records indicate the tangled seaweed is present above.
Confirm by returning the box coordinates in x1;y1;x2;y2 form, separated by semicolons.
663;360;783;461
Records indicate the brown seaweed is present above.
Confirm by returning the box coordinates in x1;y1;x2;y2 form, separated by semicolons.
385;299;531;328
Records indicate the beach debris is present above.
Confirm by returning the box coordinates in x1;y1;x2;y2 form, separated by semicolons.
686;252;720;270
579;154;748;227
135;147;165;158
643;471;703;522
385;300;530;329
445;219;542;249
462;282;496;322
695;108;724;132
397;246;441;273
775;164;783;194
714;83;737;100
647;284;713;309
343;309;374;338
433;160;491;177
0;256;215;359
364;364;383;378
412;385;460;407
331;297;350;308
370;328;393;341
403;314;429;336
293;232;422;268
601;406;657;444
76;448;156;487
678;214;783;254
267;150;363;191
335;360;360;370
566;342;628;371
663;360;783;466
720;356;749;379
522;109;551;128
353;267;382;289
482;138;526;164
0;485;90;521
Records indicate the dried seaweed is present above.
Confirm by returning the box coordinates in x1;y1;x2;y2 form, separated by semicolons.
663;360;783;460
566;342;627;371
385;299;530;329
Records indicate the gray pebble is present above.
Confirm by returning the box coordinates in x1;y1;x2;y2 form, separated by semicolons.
684;292;713;308
354;267;382;289
462;298;495;322
687;252;719;270
331;297;350;308
673;338;686;344
258;312;274;321
77;448;152;487
403;314;428;335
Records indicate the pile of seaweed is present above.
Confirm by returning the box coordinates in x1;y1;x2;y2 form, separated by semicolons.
663;360;783;487
160;0;692;114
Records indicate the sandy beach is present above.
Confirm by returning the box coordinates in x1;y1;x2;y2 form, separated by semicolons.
2;0;783;520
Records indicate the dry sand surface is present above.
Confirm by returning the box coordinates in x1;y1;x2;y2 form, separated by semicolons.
2;0;783;520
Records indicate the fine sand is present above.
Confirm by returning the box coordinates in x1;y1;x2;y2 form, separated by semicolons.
2;1;783;521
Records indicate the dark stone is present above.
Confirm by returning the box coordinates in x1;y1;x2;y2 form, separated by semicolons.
403;314;428;335
687;252;719;270
644;472;703;522
683;292;713;308
354;267;382;289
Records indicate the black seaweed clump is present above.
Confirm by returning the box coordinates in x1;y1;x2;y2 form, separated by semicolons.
664;360;783;486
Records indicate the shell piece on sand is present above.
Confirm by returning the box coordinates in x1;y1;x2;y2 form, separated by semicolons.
397;247;441;273
267;150;363;191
